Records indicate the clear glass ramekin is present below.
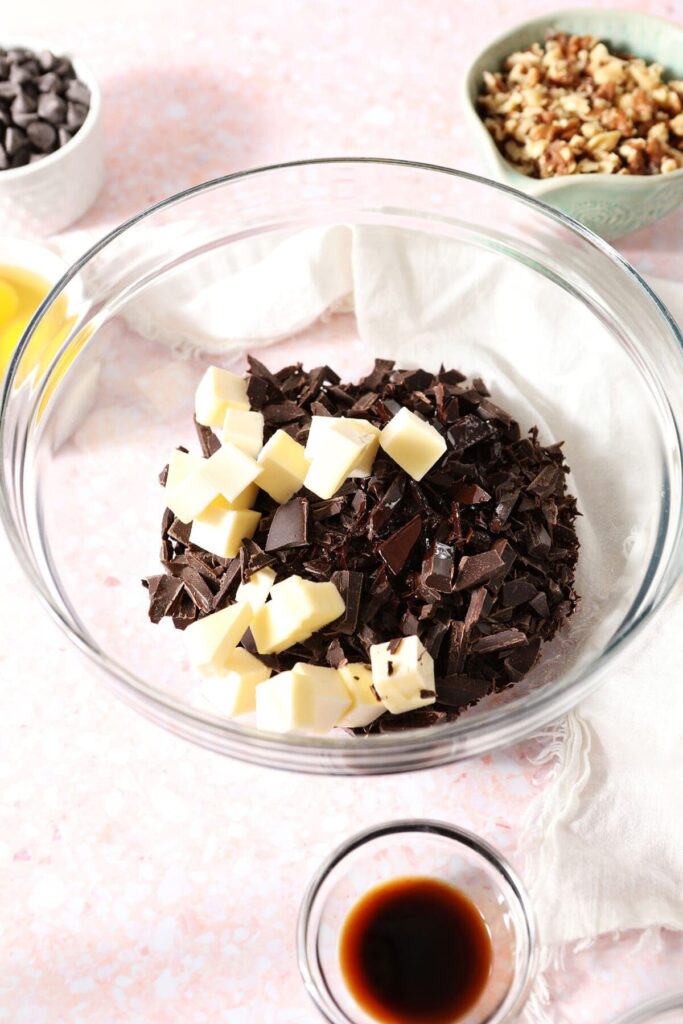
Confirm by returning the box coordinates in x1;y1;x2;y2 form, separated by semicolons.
609;994;683;1024
297;820;536;1023
1;158;683;774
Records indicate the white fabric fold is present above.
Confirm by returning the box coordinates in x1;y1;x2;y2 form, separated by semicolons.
97;223;682;951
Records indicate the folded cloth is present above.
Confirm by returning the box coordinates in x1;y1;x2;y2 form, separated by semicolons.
92;224;683;955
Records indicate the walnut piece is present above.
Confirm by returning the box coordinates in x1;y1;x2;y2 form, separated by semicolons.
477;31;683;177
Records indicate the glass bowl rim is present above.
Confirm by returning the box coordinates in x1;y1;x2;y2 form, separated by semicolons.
296;817;538;1024
609;993;683;1024
2;156;683;773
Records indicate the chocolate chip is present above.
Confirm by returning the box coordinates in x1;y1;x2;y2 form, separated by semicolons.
26;120;56;152
37;92;66;124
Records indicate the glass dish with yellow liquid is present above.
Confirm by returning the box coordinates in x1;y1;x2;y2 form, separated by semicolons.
0;265;58;374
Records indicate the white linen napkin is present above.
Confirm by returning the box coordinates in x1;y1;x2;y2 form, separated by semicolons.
103;226;683;958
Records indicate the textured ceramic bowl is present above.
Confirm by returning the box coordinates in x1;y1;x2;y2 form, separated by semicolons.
0;38;104;236
609;993;683;1024
2;159;683;775
297;821;537;1024
463;8;683;240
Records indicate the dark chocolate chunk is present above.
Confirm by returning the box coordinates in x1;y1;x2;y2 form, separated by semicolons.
193;415;221;457
447;414;495;452
422;541;454;592
471;629;527;654
452;482;492;505
265;497;310;550
501;578;538;608
144;574;184;623
437;674;491;708
378;515;422;575
330;570;363;635
454;550;504;590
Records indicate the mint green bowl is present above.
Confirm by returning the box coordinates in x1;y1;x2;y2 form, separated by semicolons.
463;7;683;239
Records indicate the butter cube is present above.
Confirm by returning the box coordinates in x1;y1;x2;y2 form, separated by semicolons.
199;647;272;716
191;504;261;558
251;576;345;654
337;663;385;728
195;366;249;428
164;461;219;524
257;430;309;504
380;407;447;481
255;662;351;734
236;566;277;611
226;482;260;511
305;421;377;499
166;448;202;491
305;417;380;478
370;635;436;715
223;409;264;458
185;602;252;674
202;441;262;504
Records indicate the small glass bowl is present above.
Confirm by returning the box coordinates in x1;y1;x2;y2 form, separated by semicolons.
297;820;537;1024
610;994;683;1024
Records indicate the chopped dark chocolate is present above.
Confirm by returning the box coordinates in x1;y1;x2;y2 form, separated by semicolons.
378;515;422;575
194;416;221;457
145;357;580;732
454;550;504;590
265;497;310;550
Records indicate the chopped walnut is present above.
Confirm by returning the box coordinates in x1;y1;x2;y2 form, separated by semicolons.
477;30;683;177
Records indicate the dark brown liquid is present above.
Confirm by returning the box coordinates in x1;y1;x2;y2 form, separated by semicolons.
339;876;492;1024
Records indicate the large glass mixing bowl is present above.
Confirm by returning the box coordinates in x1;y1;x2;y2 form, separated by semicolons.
2;159;682;774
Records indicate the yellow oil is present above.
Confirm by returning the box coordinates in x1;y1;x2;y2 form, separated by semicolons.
0;264;71;383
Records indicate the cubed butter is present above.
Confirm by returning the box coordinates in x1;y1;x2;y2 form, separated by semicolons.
251;576;345;654
255;662;351;734
185;602;252;674
223;409;264;458
191;504;261;558
370;635;436;715
199;647;272;717
337;663;385;728
236;566;277;611
305;421;378;499
226;482;260;511
305;417;380;478
257;430;309;504
164;461;219;525
202;441;262;504
165;448;202;491
380;406;447;481
195;366;249;428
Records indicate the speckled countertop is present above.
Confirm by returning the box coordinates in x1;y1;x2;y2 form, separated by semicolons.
1;1;682;1021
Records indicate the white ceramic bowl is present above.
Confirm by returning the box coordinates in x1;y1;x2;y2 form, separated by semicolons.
0;39;104;236
462;8;683;239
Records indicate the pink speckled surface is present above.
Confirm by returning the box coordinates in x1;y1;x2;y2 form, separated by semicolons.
2;1;683;1022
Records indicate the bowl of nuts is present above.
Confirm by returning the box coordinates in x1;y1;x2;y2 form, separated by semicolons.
0;39;104;236
463;9;683;239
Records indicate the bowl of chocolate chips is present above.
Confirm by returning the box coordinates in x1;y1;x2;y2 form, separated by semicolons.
2;159;682;774
0;40;103;235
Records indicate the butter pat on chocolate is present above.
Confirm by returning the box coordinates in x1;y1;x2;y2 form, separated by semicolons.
305;417;380;478
185;602;252;674
223;409;264;458
337;663;384;728
236;566;277;611
305;421;379;499
250;576;345;654
370;635;436;715
202;441;262;504
199;647;272;717
190;504;261;558
255;662;351;734
380;406;447;481
195;366;249;428
257;430;309;504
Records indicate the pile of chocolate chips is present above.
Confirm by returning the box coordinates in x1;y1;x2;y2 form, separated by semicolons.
0;46;90;170
144;357;580;732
